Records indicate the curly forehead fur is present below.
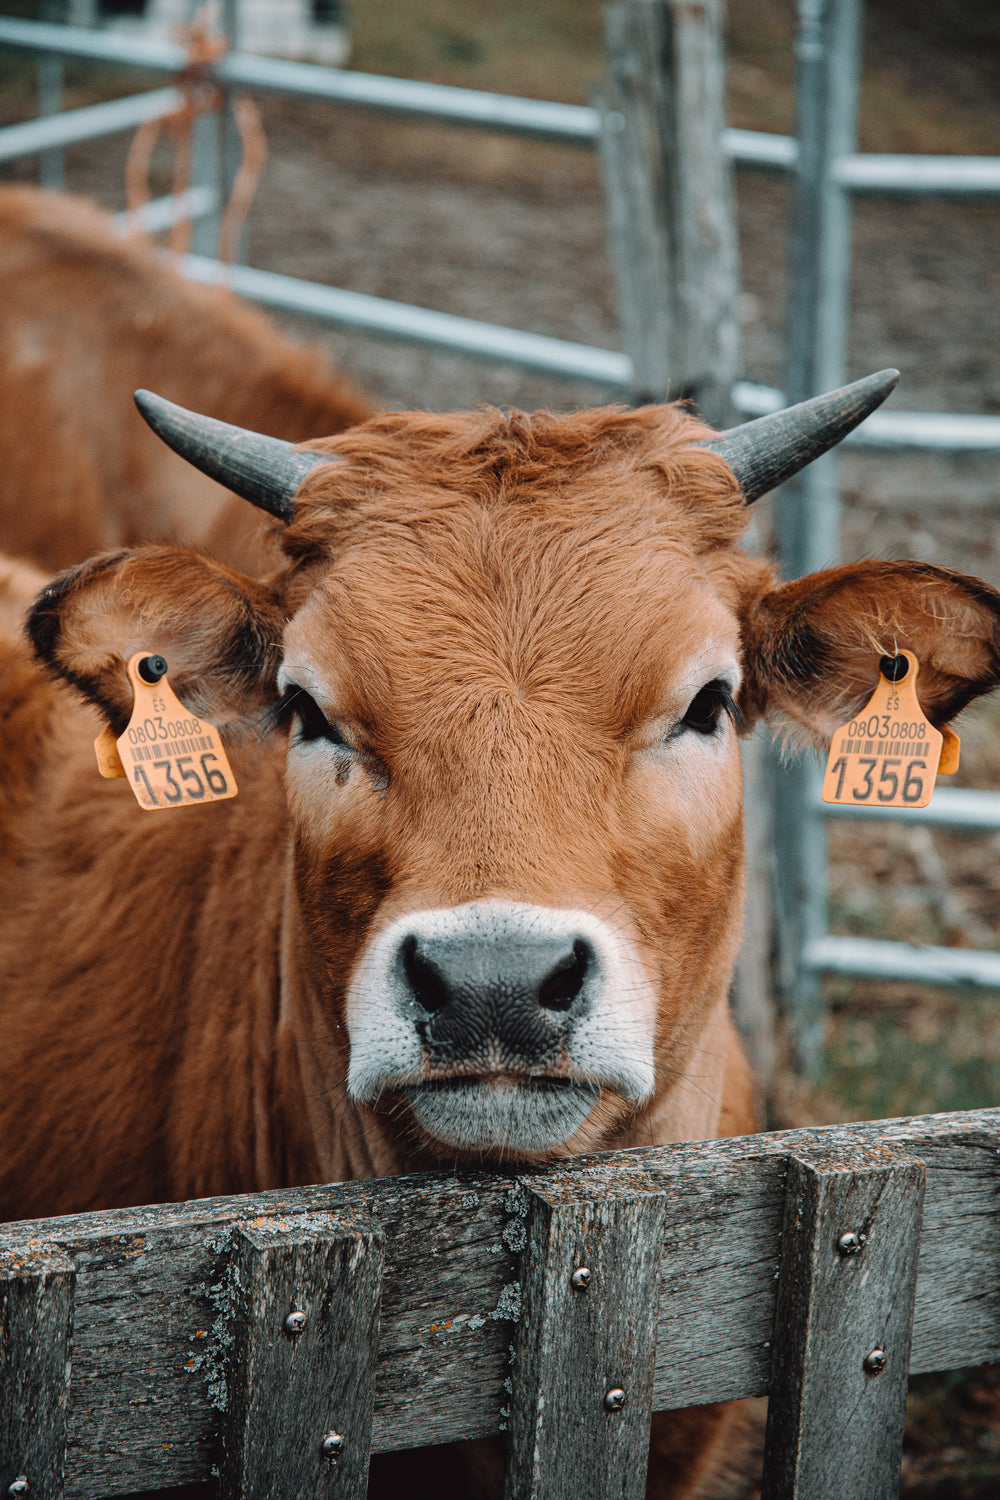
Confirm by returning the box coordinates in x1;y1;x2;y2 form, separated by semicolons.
281;402;751;569
272;404;764;750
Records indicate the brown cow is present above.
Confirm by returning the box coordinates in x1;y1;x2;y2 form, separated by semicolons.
3;370;999;1497
0;184;374;573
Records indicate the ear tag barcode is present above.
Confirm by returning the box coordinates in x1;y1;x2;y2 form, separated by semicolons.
98;652;238;811
821;650;950;810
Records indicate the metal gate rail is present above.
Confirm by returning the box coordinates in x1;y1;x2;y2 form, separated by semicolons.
773;0;1000;1069
0;12;996;190
2;10;1000;440
2;13;1000;194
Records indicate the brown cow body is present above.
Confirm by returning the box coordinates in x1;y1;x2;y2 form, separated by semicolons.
3;393;999;1496
0;185;373;572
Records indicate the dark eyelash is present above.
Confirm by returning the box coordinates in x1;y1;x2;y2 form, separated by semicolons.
679;681;745;736
261;686;301;737
263;686;351;748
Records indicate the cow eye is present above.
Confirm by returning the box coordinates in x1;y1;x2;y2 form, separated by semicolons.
270;685;351;750
677;681;742;737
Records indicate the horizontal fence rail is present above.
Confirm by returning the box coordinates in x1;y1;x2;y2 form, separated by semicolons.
2;1108;1000;1497
0;85;180;163
2;16;999;195
179;253;635;386
785;774;1000;1018
3;24;999;445
804;936;1000;987
804;785;1000;986
812;783;1000;831
115;185;220;236
733;381;1000;451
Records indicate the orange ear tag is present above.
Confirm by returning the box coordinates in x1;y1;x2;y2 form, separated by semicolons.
938;724;961;776
821;650;948;810
94;652;238;811
94;723;126;779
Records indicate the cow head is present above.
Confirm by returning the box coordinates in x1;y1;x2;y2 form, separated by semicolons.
27;374;1000;1166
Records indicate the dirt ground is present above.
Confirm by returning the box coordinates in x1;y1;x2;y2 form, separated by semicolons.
1;0;999;1493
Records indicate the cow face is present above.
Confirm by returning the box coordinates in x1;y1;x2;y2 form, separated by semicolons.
30;389;1000;1166
273;428;752;1155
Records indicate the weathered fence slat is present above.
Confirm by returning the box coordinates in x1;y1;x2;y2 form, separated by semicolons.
594;1;673;407
1;1243;75;1499
598;0;741;425
761;1144;925;1500
504;1180;667;1500
221;1214;384;1500
1;1109;997;1495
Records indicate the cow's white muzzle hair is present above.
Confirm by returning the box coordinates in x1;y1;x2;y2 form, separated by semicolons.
346;899;657;1152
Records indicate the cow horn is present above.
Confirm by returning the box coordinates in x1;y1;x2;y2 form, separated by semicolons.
702;368;899;503
133;390;338;521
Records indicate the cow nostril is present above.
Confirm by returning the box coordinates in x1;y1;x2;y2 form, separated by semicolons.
537;938;591;1012
401;935;452;1014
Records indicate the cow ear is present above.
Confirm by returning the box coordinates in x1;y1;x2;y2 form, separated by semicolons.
27;547;286;736
742;560;1000;749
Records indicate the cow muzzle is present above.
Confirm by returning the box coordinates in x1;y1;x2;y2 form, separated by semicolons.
346;900;657;1154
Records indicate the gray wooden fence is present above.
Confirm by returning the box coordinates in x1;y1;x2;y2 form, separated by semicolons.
3;1106;1000;1499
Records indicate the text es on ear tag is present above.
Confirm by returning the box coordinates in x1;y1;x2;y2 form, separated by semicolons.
822;650;943;810
114;653;238;811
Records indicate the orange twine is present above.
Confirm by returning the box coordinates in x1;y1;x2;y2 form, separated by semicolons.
123;12;267;267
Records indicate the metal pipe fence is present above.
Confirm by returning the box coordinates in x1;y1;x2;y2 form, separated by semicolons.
0;84;181;162
4;15;1000;193
771;0;1000;1071
1;0;998;1066
2;13;999;438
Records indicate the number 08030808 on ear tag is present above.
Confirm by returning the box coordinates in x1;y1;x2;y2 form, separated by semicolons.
821;649;957;810
93;652;238;811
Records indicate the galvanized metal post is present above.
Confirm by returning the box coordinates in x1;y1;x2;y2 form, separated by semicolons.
190;118;223;256
773;0;864;1073
189;0;225;257
37;0;65;189
219;0;249;264
65;0;96;27
222;0;241;51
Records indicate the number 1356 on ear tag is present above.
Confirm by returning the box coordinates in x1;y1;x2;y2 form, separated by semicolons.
95;652;238;811
821;649;957;810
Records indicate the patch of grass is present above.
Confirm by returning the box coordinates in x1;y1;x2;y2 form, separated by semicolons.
819;984;1000;1121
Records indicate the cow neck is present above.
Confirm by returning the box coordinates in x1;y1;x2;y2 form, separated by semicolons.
277;848;405;1185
